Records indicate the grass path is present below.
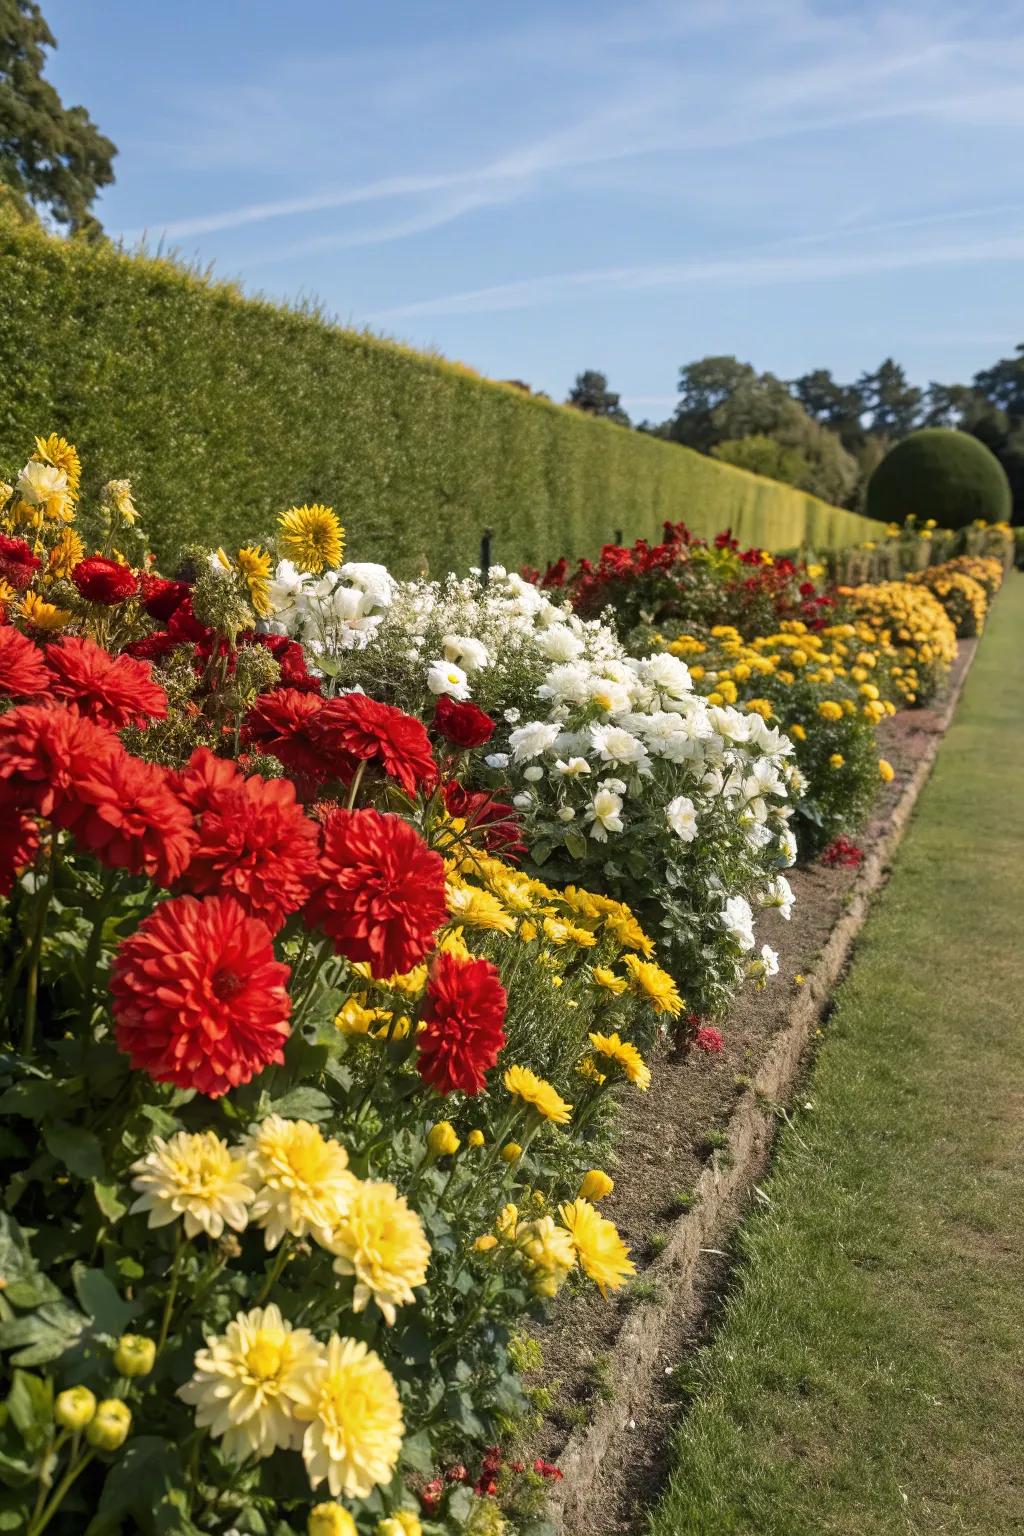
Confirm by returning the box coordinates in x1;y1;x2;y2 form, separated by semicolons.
644;573;1024;1536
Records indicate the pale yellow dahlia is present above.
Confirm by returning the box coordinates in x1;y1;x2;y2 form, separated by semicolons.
294;1335;404;1499
516;1215;577;1297
242;1116;357;1249
559;1199;635;1296
178;1304;322;1461
504;1065;573;1125
129;1131;254;1239
588;1031;652;1091
278;503;344;574
622;954;683;1017
326;1181;431;1327
34;433;81;500
237;544;273;617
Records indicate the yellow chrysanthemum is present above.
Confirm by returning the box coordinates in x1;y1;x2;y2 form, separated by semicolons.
602;904;655;957
326;1181;431;1327
34;434;81;500
817;700;844;721
129;1131;254;1240
293;1335;404;1499
438;926;473;962
335;996;390;1035
622;954;683;1017
559;1199;635;1296
48;526;85;579
21;591;72;631
591;966;628;996
517;1215;577;1297
504;1065;572;1125
238;544;274;617
242;1116;357;1249
579;1169;614;1201
278;503;344;574
542;915;597;949
445;882;516;935
878;758;895;783
588;1031;652;1092
178;1304;321;1462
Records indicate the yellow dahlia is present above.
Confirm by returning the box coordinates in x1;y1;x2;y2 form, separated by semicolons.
242;1116;357;1249
622;955;683;1017
294;1335;404;1499
129;1131;254;1240
278;503;344;574
21;591;72;631
559;1199;635;1296
504;1065;572;1125
326;1181;431;1326
178;1304;322;1461
48;526;85;579
238;544;274;617
588;1031;652;1091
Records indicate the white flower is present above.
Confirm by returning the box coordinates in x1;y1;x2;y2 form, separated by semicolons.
509;721;561;761
512;792;533;809
485;752;510;769
503;708;521;724
778;828;798;866
587;677;633;715
442;633;490;672
129;1132;254;1240
17;460;67;506
426;661;470;700
760;943;780;978
599;777;627;795
557;806;576;821
338;562;396;608
535;625;585;662
538;664;593;705
666;795;698;842
523;765;544;782
744;757;787;800
586;789;625;841
590;724;651;772
721;895;755;951
760;875;794;920
642;651;693;698
555;756;591;778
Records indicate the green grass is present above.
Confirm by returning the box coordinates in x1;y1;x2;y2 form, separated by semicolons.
644;573;1024;1536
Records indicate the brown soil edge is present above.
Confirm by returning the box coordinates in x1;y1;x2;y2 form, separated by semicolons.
549;637;980;1535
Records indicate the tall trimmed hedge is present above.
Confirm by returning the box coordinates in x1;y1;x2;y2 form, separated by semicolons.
0;220;877;571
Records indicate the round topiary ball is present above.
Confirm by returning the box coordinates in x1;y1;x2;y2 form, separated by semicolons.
866;428;1012;529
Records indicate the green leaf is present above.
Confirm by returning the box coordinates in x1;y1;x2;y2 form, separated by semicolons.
0;1214;60;1309
0;1301;85;1365
72;1266;138;1336
43;1123;106;1181
5;1372;52;1453
93;1181;128;1223
265;1086;333;1122
85;1437;186;1535
400;1429;434;1475
563;828;588;860
530;840;554;866
0;1081;65;1121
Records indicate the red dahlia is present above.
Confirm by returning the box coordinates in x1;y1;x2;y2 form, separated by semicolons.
139;573;190;621
56;748;196;885
0;535;41;591
0;812;40;896
0;626;50;699
71;556;139;605
442;783;525;857
124;631;177;663
304;807;447;977
111;893;291;1096
308;693;438;795
433;695;496;748
177;747;321;929
241;688;335;782
0;704;117;817
45;635;168;729
416;950;507;1096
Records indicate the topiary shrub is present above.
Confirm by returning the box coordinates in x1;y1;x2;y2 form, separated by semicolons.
866;428;1012;529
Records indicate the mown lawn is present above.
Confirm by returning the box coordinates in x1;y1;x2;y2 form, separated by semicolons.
644;573;1024;1536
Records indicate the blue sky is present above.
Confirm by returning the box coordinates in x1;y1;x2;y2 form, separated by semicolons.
44;0;1023;421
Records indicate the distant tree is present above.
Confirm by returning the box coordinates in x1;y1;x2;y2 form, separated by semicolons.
710;435;812;489
973;343;1024;418
791;368;866;449
0;0;116;232
923;382;977;428
566;370;630;425
856;358;922;438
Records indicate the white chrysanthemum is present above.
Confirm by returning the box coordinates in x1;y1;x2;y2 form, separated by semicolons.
242;1116;357;1250
326;1181;431;1326
666;794;698;842
509;720;560;760
129;1131;254;1240
178;1305;322;1462
294;1336;404;1499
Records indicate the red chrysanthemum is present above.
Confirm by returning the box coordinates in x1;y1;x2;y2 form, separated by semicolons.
45;635;168;729
176;747;321;929
694;1025;724;1054
71;556;139;605
0;534;41;591
0;626;50;699
433;695;495;749
0;703;118;817
442;783;525;857
308;693;438;796
110;893;291;1096
304;807;447;977
124;630;178;663
0;812;40;896
139;573;191;621
240;688;336;781
416;950;507;1096
56;748;196;885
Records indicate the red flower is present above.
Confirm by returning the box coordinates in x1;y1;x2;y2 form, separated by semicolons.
417;950;507;1096
45;635;168;729
694;1025;724;1054
419;1480;443;1516
0;813;40;896
245;632;322;694
305;807;447;977
139;573;190;621
111;894;291;1096
821;835;863;868
442;783;525;857
177;747;321;929
124;631;178;663
0;704;117;817
57;748;196;885
241;688;335;781
433;695;495;749
0;626;50;699
0;535;41;591
71;556;139;605
309;693;438;795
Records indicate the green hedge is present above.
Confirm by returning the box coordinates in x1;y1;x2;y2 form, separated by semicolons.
0;219;877;572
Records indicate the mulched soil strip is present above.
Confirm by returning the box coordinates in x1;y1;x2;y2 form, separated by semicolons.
524;639;978;1536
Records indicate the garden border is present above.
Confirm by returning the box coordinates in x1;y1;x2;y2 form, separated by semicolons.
550;635;980;1534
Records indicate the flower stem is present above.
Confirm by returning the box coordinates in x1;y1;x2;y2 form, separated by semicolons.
255;1238;291;1305
345;759;367;810
22;839;58;1057
26;1448;95;1536
156;1233;186;1355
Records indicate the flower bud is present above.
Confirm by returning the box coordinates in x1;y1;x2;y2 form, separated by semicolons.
474;1234;498;1253
467;1129;485;1149
54;1386;96;1431
85;1398;132;1451
113;1334;156;1378
500;1141;522;1164
309;1504;358;1536
578;1169;614;1201
427;1121;460;1158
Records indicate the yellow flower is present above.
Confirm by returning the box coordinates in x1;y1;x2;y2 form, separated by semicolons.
578;1169;614;1201
335;997;389;1035
178;1304;322;1462
114;1334;156;1378
427;1122;460;1158
495;1203;519;1238
542;915;597;948
591;966;627;996
377;1513;422;1536
519;918;538;942
48;526;85;579
326;1181;431;1327
745;698;774;720
278;503;344;574
238;545;274;617
293;1335;404;1499
878;759;895;783
829;753;844;769
504;1065;572;1125
517;1215;577;1297
21;591;72;631
817;700;843;722
500;1141;523;1163
622;954;683;1017
310;1505;358;1536
576;1056;606;1085
54;1386;96;1431
33;433;81;501
445;882;516;935
85;1399;131;1450
588;1031;652;1091
101;477;137;524
474;1233;498;1253
558;1200;635;1296
242;1116;357;1249
601;903;655;956
467;1128;485;1149
129;1131;254;1240
789;723;807;742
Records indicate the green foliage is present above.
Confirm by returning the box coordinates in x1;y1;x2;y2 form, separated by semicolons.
711;435;811;488
0;218;877;573
866;427;1012;530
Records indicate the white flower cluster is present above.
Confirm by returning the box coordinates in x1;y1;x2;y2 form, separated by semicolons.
265;559;397;655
